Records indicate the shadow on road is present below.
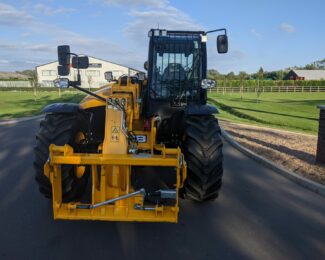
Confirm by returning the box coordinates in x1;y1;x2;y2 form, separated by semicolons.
0;119;324;259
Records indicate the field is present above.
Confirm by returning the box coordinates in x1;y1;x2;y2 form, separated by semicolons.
0;91;85;119
0;90;324;134
209;92;325;134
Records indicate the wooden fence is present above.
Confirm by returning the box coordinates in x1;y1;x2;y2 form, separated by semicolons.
1;81;325;93
210;85;325;93
0;81;32;88
0;80;107;89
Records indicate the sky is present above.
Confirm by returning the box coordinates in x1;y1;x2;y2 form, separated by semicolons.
0;0;324;74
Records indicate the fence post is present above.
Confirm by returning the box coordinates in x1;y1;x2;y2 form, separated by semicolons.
316;105;325;164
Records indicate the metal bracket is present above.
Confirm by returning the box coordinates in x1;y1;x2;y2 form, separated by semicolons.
76;188;146;209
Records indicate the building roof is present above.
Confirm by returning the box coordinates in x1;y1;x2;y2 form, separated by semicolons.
292;69;325;80
35;56;141;73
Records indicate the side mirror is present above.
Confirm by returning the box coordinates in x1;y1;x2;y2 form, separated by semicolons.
144;61;148;71
104;71;113;81
217;35;228;54
201;79;216;89
57;65;70;76
58;45;70;65
58;45;71;76
72;56;89;69
54;78;69;88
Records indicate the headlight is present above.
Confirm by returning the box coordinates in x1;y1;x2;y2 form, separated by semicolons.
201;79;216;89
53;78;69;88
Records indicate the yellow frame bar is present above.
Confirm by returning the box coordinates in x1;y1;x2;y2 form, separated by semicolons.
48;144;187;223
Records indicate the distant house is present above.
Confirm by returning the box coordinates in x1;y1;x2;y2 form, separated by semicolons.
36;56;141;88
284;69;325;80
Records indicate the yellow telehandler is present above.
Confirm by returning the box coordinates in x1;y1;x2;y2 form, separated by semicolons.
34;28;228;222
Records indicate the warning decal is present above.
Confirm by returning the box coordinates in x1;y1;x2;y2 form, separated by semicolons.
111;126;120;142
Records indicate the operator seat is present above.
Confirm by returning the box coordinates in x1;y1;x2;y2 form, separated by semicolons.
162;63;186;82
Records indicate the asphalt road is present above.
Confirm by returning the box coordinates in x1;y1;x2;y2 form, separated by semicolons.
0;117;324;260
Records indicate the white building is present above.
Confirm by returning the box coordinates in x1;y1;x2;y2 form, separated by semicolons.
36;56;141;88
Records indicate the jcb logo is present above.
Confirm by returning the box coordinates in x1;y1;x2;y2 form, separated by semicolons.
136;135;147;143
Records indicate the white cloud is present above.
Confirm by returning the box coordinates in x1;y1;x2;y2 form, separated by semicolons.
0;43;18;50
279;22;295;33
102;0;167;8
119;1;202;67
24;44;56;52
124;5;202;46
33;4;76;16
0;3;33;26
0;3;142;71
0;1;204;71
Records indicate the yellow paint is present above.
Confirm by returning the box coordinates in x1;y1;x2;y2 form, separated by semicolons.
46;77;187;223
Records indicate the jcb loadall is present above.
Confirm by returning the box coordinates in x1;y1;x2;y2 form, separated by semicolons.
34;28;228;222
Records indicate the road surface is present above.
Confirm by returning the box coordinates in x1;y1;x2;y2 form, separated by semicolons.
0;117;324;260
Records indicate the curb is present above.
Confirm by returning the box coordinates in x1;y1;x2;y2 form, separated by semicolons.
221;129;325;198
0;115;44;126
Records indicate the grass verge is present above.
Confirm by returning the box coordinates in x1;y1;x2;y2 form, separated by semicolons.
0;91;85;120
208;92;325;135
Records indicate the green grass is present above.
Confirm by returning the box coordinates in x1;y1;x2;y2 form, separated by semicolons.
208;92;325;135
0;90;85;119
1;90;324;135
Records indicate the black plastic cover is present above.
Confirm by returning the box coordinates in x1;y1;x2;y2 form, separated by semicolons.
185;104;218;115
42;103;80;114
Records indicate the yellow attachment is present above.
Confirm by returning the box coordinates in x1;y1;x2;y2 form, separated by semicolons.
47;144;186;222
45;101;187;223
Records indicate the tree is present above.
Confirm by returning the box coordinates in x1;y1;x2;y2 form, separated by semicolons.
276;70;284;80
257;67;264;79
226;72;235;80
87;75;93;91
256;67;264;102
16;69;35;78
28;70;38;101
238;71;247;99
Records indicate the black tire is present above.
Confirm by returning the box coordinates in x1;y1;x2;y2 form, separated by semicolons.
33;112;90;202
182;115;223;202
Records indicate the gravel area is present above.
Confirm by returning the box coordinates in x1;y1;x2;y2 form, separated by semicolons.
220;120;325;185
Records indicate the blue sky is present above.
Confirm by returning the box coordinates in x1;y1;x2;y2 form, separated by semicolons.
0;0;324;73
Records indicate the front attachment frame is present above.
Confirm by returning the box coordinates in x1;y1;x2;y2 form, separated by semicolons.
46;144;187;223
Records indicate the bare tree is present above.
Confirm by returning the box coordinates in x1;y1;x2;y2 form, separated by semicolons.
29;70;38;101
87;75;93;91
256;67;264;102
239;71;247;99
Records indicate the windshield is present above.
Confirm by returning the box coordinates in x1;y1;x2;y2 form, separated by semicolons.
150;39;202;103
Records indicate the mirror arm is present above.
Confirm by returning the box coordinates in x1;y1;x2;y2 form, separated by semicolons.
69;82;106;102
205;28;227;35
